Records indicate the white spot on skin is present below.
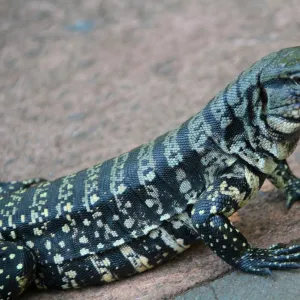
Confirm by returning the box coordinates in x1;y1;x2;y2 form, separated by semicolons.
172;220;183;229
142;225;158;235
45;240;52;250
113;215;119;221
117;184;127;194
64;202;73;212
97;243;104;249
125;201;132;208
83;219;91;226
180;180;192;194
97;220;104;228
176;169;186;181
207;185;214;192
79;236;89;244
210;206;217;214
33;228;43;236
90;194;100;205
160;214;171;221
103;258;111;267
62;224;70;233
43;209;49;217
124;218;134;228
163;129;183;167
80;248;90;256
113;238;125;247
65;270;77;279
54;254;64;264
145;171;155;182
145;199;154;207
102;273;114;282
59;241;65;248
26;241;34;248
176;239;185;246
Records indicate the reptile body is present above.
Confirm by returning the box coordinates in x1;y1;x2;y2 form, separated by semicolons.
2;47;300;299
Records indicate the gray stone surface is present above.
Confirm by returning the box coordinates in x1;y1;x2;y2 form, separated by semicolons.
177;271;300;300
0;0;300;299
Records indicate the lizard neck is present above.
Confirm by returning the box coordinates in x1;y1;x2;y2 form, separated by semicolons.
197;73;299;175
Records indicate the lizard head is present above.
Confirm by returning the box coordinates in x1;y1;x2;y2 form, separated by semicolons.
259;46;300;136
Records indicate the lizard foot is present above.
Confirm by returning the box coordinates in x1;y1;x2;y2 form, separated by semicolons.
283;178;300;209
235;243;300;275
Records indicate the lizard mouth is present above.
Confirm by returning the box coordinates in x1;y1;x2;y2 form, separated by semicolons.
266;100;300;134
267;103;300;134
270;102;300;120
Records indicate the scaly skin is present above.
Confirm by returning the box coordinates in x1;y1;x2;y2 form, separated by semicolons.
1;47;300;299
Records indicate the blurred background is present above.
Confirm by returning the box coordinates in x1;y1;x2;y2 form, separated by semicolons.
0;1;300;299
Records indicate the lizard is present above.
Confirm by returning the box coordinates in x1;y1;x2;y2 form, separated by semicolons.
1;46;300;299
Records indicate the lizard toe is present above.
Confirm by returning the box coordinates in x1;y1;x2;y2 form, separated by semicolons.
236;245;300;275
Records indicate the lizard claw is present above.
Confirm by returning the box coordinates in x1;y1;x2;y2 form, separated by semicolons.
235;244;300;275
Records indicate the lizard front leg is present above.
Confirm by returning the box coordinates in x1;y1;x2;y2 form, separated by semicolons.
268;159;300;209
191;168;300;275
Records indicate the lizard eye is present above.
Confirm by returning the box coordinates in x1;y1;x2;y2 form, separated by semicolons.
292;76;300;85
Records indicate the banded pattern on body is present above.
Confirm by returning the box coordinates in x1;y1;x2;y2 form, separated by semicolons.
2;47;300;299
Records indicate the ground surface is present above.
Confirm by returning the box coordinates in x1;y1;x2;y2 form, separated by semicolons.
0;0;300;299
176;271;300;300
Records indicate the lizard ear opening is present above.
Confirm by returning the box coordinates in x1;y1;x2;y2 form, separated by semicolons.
259;85;268;110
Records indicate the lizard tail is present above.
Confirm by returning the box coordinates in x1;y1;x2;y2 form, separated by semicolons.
0;241;37;299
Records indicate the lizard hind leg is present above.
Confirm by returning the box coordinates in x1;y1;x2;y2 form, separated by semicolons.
0;241;36;300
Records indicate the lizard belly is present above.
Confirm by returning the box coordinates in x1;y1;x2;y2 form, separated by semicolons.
34;212;200;289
